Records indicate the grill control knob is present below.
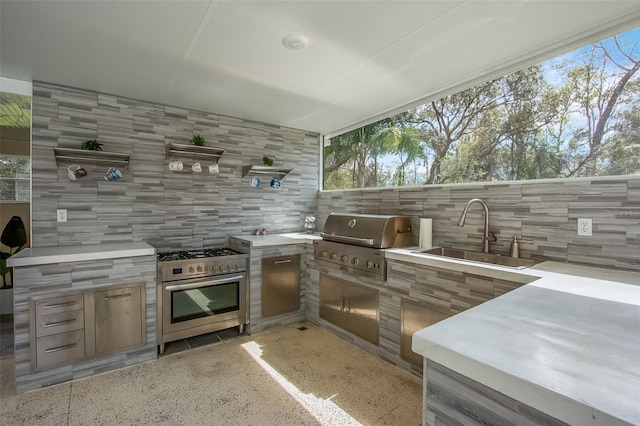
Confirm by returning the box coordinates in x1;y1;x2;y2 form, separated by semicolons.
341;255;348;262
321;251;327;257
330;253;337;259
366;260;373;268
352;257;360;266
197;265;203;272
189;266;195;273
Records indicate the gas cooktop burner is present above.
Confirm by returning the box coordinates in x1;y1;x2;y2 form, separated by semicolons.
157;248;243;262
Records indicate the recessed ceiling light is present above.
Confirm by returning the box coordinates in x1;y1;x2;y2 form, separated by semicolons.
282;34;309;50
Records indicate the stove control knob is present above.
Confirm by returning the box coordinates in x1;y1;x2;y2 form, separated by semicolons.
330;253;337;259
197;265;203;272
189;266;195;273
366;260;373;268
234;263;239;269
341;255;348;262
227;263;232;270
321;251;327;257
352;257;360;266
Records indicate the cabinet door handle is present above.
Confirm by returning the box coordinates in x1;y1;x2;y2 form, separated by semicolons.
43;318;77;328
346;298;351;313
340;297;345;312
104;293;132;300
44;343;77;353
273;259;292;264
43;301;77;309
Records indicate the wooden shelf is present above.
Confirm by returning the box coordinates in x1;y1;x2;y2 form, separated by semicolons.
242;165;292;180
166;143;225;163
53;148;130;168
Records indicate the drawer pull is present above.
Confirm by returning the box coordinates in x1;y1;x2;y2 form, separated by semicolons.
43;301;77;309
105;293;132;300
44;343;77;353
43;318;77;328
273;259;292;264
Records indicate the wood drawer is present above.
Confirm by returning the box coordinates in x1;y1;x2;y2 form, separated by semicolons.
36;330;85;369
35;310;84;338
35;294;83;315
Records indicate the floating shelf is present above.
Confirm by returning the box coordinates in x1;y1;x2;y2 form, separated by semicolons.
166;143;225;163
242;165;293;180
53;148;130;168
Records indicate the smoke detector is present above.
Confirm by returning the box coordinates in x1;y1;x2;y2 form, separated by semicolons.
282;34;309;50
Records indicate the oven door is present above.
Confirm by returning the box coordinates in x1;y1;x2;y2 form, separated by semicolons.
162;273;246;335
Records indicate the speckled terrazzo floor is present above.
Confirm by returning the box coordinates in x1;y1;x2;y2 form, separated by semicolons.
0;322;422;425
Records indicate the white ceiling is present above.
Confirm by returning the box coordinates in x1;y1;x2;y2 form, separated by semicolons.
1;1;640;136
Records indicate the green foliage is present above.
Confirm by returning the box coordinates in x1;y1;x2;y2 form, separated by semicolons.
0;92;31;128
262;156;274;166
81;139;103;151
323;27;640;189
191;134;205;146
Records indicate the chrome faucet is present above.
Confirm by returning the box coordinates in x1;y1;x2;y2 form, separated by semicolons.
457;198;497;253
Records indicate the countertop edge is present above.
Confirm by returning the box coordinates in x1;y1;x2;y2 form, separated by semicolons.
230;233;321;247
7;242;156;267
412;335;631;426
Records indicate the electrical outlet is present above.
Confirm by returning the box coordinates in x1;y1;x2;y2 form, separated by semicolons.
57;209;67;223
577;218;592;236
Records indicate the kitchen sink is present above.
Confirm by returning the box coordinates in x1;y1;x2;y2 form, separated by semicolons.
413;247;537;269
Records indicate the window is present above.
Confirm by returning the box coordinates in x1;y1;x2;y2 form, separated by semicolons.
323;27;640;190
0;155;31;202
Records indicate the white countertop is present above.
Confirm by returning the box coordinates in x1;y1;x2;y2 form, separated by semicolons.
230;232;321;247
399;248;640;426
7;242;156;267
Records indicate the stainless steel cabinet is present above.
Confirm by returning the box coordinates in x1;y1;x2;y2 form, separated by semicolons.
401;299;450;367
261;255;300;317
30;282;146;370
90;284;144;355
319;274;379;345
30;292;86;370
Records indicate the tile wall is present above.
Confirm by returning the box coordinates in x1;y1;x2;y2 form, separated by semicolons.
31;82;319;251
318;177;640;272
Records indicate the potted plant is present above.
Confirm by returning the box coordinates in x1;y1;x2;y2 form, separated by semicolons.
0;216;27;289
81;139;103;151
262;156;274;166
191;135;205;146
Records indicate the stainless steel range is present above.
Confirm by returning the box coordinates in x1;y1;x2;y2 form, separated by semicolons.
156;248;249;353
314;214;414;282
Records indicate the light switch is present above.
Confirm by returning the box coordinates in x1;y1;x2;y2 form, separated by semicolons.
57;209;67;222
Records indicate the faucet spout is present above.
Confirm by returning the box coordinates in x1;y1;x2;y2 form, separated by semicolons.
457;198;496;253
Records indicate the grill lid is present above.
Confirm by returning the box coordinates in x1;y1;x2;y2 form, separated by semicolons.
321;213;413;248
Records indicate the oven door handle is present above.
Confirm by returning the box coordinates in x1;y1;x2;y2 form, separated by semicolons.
165;275;244;292
320;233;375;246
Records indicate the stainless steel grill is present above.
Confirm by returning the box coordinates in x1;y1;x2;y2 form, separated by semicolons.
314;213;413;282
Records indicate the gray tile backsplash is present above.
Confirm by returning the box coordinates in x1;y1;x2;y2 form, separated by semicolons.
31;82;319;250
318;178;640;272
29;81;638;272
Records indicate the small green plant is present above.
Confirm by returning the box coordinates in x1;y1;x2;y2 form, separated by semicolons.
81;139;103;151
262;156;274;166
191;135;205;146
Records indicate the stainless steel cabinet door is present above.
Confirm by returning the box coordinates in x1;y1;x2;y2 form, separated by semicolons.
343;282;379;345
262;255;300;317
94;285;144;354
319;274;345;328
401;299;450;366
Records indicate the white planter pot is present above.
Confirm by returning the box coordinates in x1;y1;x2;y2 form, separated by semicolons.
0;288;13;315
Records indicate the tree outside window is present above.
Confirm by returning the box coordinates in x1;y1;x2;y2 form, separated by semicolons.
323;27;640;189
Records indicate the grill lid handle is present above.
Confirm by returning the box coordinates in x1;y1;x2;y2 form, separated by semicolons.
320;233;375;246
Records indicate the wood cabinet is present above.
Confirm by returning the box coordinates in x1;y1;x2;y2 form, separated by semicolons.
320;274;379;345
261;255;300;317
30;282;145;370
